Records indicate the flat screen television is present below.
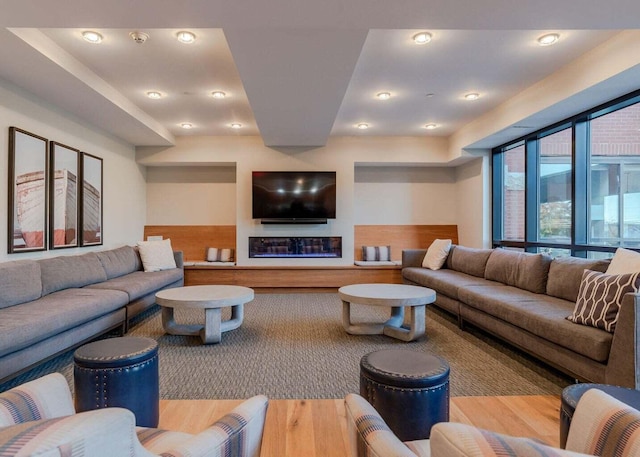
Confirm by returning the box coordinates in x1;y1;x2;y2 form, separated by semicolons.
252;171;336;221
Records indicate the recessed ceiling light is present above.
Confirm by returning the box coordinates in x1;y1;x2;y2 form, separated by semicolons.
146;91;162;99
424;123;438;130
211;91;226;99
177;31;196;44
537;33;560;46
464;92;480;101
413;32;432;45
376;92;391;100
82;31;103;44
180;123;193;129
230;123;242;129
356;123;369;130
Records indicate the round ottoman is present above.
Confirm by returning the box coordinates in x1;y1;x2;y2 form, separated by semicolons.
74;336;159;427
360;349;450;441
560;383;640;448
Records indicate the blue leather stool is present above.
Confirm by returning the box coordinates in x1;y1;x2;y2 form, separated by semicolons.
360;349;450;441
74;336;159;427
560;383;640;448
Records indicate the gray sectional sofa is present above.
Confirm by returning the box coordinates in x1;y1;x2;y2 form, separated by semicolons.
0;245;183;383
402;246;640;388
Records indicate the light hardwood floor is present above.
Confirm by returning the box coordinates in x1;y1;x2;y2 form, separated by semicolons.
159;395;561;456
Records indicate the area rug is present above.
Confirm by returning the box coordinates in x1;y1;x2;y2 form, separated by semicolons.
0;293;572;399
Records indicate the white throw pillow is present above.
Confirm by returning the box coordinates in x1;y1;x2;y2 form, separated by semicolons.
606;247;640;275
422;239;452;270
137;239;177;272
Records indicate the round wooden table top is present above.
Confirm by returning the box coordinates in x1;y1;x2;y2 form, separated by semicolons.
155;285;254;309
338;283;436;307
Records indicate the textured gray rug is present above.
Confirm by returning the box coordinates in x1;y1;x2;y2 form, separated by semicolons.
1;293;571;399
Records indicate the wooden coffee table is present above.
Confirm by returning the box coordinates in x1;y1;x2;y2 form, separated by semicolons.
338;283;436;342
155;285;254;344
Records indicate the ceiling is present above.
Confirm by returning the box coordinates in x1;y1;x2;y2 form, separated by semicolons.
0;1;639;149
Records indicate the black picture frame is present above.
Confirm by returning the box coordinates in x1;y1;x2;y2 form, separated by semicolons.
49;142;80;249
79;152;103;247
8;127;48;253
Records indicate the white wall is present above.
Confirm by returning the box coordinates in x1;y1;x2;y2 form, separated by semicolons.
0;78;147;262
455;155;491;248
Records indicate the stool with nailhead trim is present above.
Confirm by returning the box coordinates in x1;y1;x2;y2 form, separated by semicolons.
73;336;159;427
359;349;450;441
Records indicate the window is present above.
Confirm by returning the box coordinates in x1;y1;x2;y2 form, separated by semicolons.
502;143;525;241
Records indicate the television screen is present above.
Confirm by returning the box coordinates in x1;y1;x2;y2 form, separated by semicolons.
252;171;336;220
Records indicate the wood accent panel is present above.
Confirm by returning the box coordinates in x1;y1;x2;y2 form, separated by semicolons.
354;224;459;261
144;225;236;261
158;395;561;456
185;265;402;288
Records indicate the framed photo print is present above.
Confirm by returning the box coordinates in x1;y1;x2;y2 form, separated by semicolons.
80;152;103;246
49;142;80;249
8;127;48;253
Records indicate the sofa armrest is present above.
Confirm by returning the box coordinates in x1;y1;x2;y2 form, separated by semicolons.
402;250;426;269
173;250;184;269
605;292;640;388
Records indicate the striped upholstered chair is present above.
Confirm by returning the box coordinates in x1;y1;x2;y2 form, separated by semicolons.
0;373;268;457
345;389;640;456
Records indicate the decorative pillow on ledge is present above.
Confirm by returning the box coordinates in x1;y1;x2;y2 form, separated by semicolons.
207;247;234;262
137;239;176;272
422;239;452;270
567;269;640;333
362;246;391;262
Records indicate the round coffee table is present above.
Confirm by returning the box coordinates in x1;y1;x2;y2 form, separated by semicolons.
155;285;254;344
338;283;436;342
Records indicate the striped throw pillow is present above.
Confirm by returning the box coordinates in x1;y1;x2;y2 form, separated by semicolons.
207;247;234;262
362;246;391;262
567;269;640;333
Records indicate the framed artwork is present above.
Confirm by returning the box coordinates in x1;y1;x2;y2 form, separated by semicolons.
8;127;48;253
49;142;80;249
80;152;103;246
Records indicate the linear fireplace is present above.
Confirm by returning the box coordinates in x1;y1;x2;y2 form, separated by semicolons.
249;236;342;258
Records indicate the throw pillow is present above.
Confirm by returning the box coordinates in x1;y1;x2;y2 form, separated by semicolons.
206;247;234;262
567;269;640;333
137;239;177;272
606;247;640;275
422;239;452;270
362;246;391;262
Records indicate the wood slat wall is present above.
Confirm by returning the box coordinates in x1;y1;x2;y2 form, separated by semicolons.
354;224;459;261
143;225;236;261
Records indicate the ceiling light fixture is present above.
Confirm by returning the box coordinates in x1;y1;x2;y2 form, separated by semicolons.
180;123;193;129
177;31;196;44
230;123;242;129
413;32;432;45
356;123;369;130
376;92;391;100
146;91;162;99
211;91;226;99
82;31;103;44
424;123;438;130
537;33;560;46
464;92;480;101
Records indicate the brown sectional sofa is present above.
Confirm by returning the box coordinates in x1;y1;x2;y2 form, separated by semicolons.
0;245;183;383
402;246;640;388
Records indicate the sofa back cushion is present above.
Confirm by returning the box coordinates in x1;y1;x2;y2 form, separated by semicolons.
0;260;42;309
484;249;552;293
546;257;610;302
39;253;108;296
445;245;493;278
95;246;139;279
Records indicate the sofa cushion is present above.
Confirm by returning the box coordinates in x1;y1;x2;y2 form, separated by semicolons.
0;288;128;358
606;247;640;275
484;249;552;294
422;239;452;270
86;269;183;302
39;253;108;296
403;267;501;300
445;245;493;278
546;257;610;302
567;270;640;333
95;246;139;279
138;239;177;272
459;284;612;362
0;260;42;310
